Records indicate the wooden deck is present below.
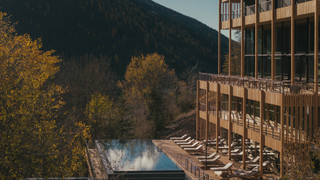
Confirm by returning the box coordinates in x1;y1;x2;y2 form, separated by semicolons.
153;140;280;180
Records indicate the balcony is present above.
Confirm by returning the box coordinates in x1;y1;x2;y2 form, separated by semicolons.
199;73;317;94
221;0;315;24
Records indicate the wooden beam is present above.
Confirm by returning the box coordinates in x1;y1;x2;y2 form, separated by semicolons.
196;80;200;139
314;0;319;132
216;84;221;151
280;94;284;178
219;0;222;74
228;86;233;158
242;88;247;168
241;0;245;77
255;0;258;79
271;0;275;80
259;90;265;178
206;82;209;141
315;0;319;93
286;97;289;143
291;0;295;83
229;0;232;76
274;105;278;128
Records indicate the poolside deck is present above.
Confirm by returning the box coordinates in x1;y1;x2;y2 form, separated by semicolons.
153;140;280;180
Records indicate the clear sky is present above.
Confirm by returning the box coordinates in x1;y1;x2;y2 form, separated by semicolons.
152;0;235;40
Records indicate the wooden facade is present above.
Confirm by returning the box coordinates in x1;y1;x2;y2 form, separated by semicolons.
197;0;320;178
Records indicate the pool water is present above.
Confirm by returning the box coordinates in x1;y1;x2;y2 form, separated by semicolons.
98;139;181;171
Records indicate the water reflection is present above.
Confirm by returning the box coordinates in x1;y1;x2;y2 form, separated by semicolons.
100;139;180;171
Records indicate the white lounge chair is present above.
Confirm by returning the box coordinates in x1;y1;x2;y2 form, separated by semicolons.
196;152;217;159
180;141;199;148
218;142;235;150
210;162;233;172
239;156;260;164
170;134;187;140
176;139;194;145
174;137;191;143
222;148;240;155
203;136;220;142
247;161;270;171
209;139;225;146
184;145;203;153
199;155;221;164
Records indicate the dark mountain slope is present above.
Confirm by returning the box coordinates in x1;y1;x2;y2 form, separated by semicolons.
0;0;229;77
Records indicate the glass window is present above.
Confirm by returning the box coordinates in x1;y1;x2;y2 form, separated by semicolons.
245;56;255;77
275;57;283;80
283;56;291;80
245;28;255;55
258;57;263;78
263;25;271;54
263;56;271;79
295;19;308;54
275;23;283;54
283;22;291;54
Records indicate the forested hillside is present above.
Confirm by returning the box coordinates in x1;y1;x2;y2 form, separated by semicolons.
0;0;229;77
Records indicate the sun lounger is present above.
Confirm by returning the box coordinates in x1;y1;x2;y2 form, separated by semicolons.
231;167;259;178
180;141;199;148
176;139;194;145
174;137;191;143
210;162;233;172
196;152;217;159
203;136;220;142
239;156;260;164
218;142;235;150
184;145;203;153
222;148;240;155
208;139;225;146
170;134;187;140
199;155;221;164
247;161;270;171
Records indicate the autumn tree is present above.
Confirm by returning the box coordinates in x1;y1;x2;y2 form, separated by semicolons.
84;93;132;139
0;12;90;179
119;53;176;138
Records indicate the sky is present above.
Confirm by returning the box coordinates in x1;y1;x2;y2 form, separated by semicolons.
152;0;235;40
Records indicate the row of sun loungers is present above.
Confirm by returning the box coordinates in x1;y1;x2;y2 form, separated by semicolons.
171;135;203;153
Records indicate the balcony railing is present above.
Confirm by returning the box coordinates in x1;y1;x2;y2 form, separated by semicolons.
199;73;316;94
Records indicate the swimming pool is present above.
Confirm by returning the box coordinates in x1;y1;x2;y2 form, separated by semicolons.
95;139;185;179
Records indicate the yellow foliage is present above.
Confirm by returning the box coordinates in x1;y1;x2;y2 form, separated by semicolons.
0;12;89;178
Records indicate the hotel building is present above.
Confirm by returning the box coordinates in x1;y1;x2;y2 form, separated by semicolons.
196;0;320;178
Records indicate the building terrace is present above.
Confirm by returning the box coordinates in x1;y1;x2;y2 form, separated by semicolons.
197;0;320;179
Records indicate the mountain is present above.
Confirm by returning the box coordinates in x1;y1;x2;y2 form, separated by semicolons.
0;0;229;77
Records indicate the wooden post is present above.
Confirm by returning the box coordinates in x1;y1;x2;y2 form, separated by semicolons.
219;0;222;74
242;88;247;168
285;98;290;143
196;80;200;139
216;84;221;151
241;0;245;77
271;0;275;80
260;91;265;178
280;95;284;178
314;0;319;132
206;82;209;141
275;105;278;128
228;86;233;158
291;0;295;83
229;0;232;76
255;0;258;79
